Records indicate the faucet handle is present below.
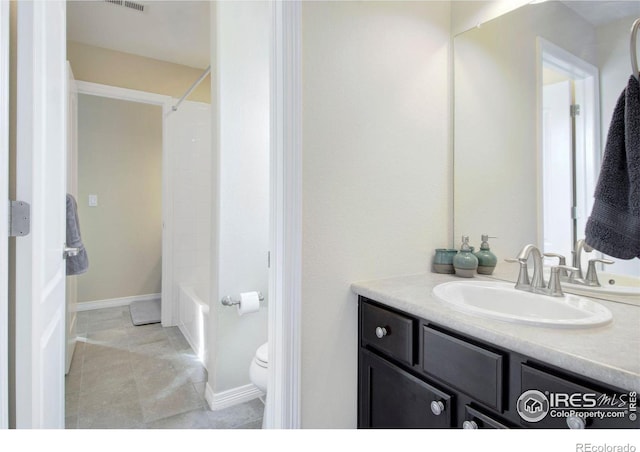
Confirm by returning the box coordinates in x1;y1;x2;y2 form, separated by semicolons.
543;253;566;264
547;265;579;297
505;258;530;290
544;253;567;277
584;259;614;287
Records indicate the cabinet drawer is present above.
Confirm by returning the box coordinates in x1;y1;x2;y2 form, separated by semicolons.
422;326;504;411
361;301;414;365
520;364;638;429
463;406;511;429
359;349;454;428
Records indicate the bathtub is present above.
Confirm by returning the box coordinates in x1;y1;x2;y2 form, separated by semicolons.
178;284;209;367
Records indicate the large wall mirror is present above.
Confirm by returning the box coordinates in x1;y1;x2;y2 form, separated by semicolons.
453;0;640;279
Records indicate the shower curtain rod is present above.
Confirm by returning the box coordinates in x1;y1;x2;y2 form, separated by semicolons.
172;65;211;111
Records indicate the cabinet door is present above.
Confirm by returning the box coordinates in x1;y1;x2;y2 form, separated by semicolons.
359;349;453;428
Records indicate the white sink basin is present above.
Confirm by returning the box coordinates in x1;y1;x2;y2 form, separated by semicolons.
432;281;613;328
559;272;640;306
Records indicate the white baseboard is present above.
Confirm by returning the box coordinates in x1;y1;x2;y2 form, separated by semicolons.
205;382;263;411
76;293;161;312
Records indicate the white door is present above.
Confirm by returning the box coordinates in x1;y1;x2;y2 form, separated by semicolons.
0;0;10;429
65;64;78;375
542;80;573;261
15;0;67;428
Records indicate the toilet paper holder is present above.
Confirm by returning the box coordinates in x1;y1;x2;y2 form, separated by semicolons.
221;292;265;307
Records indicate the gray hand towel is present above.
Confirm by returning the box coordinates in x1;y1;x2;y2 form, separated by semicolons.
585;75;640;259
66;194;89;275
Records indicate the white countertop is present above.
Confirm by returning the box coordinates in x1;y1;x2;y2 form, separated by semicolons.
350;264;640;392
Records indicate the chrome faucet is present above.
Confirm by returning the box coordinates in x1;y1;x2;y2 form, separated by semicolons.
582;258;614;286
516;244;546;292
543;253;568;278
570;239;593;281
569;239;615;287
507;244;577;297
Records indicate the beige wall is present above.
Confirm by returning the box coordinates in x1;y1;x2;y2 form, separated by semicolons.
301;1;451;427
76;94;163;303
67;40;210;102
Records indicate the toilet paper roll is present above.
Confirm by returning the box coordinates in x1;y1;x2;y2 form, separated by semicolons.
237;291;260;316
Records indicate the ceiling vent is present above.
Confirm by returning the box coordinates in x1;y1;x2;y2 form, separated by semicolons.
104;0;145;13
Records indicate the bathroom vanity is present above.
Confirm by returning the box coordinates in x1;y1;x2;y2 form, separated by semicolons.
352;271;640;429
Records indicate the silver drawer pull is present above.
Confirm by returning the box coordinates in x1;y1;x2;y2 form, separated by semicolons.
566;415;586;429
430;400;445;416
375;326;388;339
462;420;478;429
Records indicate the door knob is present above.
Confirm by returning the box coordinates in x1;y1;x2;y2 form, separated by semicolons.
63;246;80;259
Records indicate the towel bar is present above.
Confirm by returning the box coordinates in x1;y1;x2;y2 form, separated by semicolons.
632;18;640;81
221;292;265;306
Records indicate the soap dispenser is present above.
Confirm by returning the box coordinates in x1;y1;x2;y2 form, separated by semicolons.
474;234;497;275
453;235;478;278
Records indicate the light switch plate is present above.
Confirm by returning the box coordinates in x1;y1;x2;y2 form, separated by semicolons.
88;194;98;207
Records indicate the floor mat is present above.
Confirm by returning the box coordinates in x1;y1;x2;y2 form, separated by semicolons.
129;298;161;326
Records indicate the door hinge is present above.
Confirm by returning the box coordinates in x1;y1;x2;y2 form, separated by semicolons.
9;200;31;237
571;205;578;220
570;104;581;117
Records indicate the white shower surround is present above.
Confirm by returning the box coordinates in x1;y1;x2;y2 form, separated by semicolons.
167;100;213;329
178;283;209;365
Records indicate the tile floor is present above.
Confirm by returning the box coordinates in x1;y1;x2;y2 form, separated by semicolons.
65;305;263;429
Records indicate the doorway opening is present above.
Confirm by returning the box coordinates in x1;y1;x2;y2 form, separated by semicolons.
73;93;163;317
538;38;601;263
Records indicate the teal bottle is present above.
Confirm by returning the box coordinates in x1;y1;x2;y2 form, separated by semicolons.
453;235;478;278
474;234;498;275
433;248;458;274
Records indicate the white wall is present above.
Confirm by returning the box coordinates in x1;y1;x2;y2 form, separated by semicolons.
453;2;597;260
211;1;270;394
302;1;451;428
168;100;212;317
451;0;530;36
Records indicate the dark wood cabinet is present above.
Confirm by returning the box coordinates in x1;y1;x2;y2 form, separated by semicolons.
358;296;639;430
359;349;453;428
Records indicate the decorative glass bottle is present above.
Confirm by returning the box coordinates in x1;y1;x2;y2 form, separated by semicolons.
453;235;478;278
474;234;498;275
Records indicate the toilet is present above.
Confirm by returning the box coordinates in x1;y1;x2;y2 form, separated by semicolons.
250;342;269;393
250;342;269;428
